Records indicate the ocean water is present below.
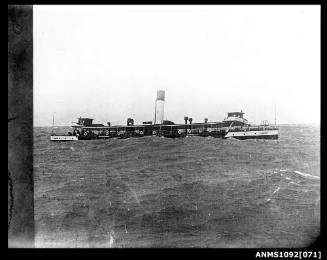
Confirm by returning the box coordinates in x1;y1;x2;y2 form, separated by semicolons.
33;125;320;248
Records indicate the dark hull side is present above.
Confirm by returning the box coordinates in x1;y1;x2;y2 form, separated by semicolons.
53;120;279;141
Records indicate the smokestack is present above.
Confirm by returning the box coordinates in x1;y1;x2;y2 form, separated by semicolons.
155;90;165;124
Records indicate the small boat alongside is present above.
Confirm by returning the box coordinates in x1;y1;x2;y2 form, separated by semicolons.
50;134;78;141
50;114;80;142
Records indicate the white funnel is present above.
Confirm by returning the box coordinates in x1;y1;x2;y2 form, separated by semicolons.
155;90;165;124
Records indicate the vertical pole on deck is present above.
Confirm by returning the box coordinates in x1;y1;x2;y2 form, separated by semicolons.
274;105;277;127
51;113;55;134
154;100;157;125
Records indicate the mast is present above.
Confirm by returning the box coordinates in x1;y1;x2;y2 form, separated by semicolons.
154;99;157;125
51;113;55;134
274;105;277;127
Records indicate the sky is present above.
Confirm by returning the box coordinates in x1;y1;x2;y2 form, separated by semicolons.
34;5;320;126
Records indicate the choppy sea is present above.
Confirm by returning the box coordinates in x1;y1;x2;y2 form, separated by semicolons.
33;125;320;248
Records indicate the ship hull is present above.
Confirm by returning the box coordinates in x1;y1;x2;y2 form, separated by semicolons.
224;130;278;140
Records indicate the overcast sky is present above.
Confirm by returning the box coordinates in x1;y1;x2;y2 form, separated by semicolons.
34;5;320;126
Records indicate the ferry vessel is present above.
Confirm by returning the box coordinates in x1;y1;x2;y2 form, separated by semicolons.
50;91;278;141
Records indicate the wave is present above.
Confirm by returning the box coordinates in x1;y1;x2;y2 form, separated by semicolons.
289;181;301;186
33;125;320;248
294;170;319;180
226;137;241;141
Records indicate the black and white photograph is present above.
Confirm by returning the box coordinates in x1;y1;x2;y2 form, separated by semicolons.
8;4;321;249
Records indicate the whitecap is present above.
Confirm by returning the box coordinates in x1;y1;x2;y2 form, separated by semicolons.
285;177;292;181
294;170;319;180
108;232;115;248
125;225;128;234
109;235;114;247
266;186;280;201
272;186;280;195
289;181;300;186
228;137;241;141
